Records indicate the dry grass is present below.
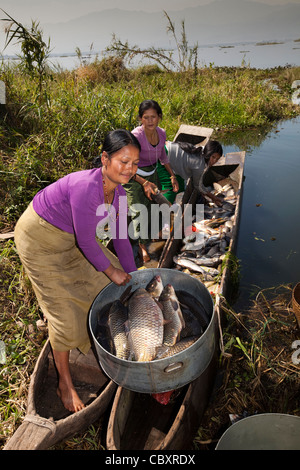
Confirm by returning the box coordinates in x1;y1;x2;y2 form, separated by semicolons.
194;284;300;449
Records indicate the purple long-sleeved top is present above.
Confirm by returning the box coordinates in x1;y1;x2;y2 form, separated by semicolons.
32;168;136;273
132;125;169;167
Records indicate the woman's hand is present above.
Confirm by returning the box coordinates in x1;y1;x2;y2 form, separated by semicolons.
170;176;179;193
142;180;158;200
104;265;132;286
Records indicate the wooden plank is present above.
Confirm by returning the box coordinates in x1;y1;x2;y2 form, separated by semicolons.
173;124;213;147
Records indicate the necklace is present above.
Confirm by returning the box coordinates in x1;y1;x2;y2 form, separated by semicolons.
102;175;119;222
144;128;158;168
147;129;159;146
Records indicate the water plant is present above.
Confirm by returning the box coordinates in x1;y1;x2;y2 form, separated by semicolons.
106;10;198;73
1;9;52;101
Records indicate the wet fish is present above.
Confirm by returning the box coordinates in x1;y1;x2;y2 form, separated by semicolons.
146;275;164;299
179;250;198;259
176;290;210;328
173;256;220;278
155;336;199;359
182;232;208;251
213;182;224;192
107;300;130;360
225;188;235;197
200;265;220;276
183;232;222;252
225;220;233;229
180;255;221;268
203;218;228;228
180;307;204;338
159;284;185;346
193;221;219;236
173;256;212;276
128;288;164;361
205;244;222;258
222;184;233;192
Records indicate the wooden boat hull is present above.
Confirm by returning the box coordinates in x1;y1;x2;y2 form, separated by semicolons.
106;148;246;451
106;353;217;450
4;339;116;450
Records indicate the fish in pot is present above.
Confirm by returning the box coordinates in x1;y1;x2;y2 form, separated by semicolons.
146;274;164;299
155;336;199;359
107;300;130;360
159;284;185;346
127;288;164;362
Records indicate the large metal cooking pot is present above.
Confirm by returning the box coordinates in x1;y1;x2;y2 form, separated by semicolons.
215;413;300;450
89;268;216;393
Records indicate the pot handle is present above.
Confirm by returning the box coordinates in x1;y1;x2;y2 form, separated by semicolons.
164;362;183;373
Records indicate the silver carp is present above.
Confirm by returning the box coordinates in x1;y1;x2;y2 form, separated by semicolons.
159;284;185;346
155;336;199;359
176;290;210;329
180;306;204;338
146;274;164;299
180;254;221;268
107;300;130;360
128;287;164;362
173;256;219;278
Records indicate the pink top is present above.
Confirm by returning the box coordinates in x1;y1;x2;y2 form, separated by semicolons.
131;125;169;168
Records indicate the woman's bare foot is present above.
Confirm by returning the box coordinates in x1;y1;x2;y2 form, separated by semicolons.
52;349;85;413
57;383;85;413
138;244;150;263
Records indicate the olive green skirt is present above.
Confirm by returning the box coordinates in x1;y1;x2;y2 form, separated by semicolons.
14;203;122;354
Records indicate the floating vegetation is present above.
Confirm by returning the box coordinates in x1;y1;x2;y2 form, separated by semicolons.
256;41;284;46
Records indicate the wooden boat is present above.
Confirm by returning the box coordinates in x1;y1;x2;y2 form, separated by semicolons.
3;339;116;450
106;132;246;450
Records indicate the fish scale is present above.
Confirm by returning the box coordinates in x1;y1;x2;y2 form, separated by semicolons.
128;288;164;362
155;336;199;359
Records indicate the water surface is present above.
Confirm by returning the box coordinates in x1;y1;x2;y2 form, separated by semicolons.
5;37;299;70
220;117;300;309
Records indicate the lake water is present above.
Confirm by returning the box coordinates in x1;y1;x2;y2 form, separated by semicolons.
197;39;300;69
5;37;299;70
220;116;300;310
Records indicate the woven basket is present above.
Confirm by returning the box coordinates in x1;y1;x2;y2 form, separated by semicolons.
292;282;300;328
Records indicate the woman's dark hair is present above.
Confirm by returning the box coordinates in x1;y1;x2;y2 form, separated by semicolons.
178;140;223;164
138;100;163;119
93;129;141;167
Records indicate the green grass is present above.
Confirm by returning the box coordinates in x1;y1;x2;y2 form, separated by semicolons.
0;240;44;445
0;60;299;228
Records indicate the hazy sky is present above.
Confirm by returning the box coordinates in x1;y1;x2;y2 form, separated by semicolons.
0;0;299;24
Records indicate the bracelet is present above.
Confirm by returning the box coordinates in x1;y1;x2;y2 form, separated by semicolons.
142;180;148;186
171;176;176;181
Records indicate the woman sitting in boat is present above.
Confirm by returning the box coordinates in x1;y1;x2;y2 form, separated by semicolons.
14;129;140;413
123;100;179;264
158;140;223;206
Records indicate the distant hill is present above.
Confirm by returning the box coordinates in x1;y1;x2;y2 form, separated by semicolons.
3;0;300;56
